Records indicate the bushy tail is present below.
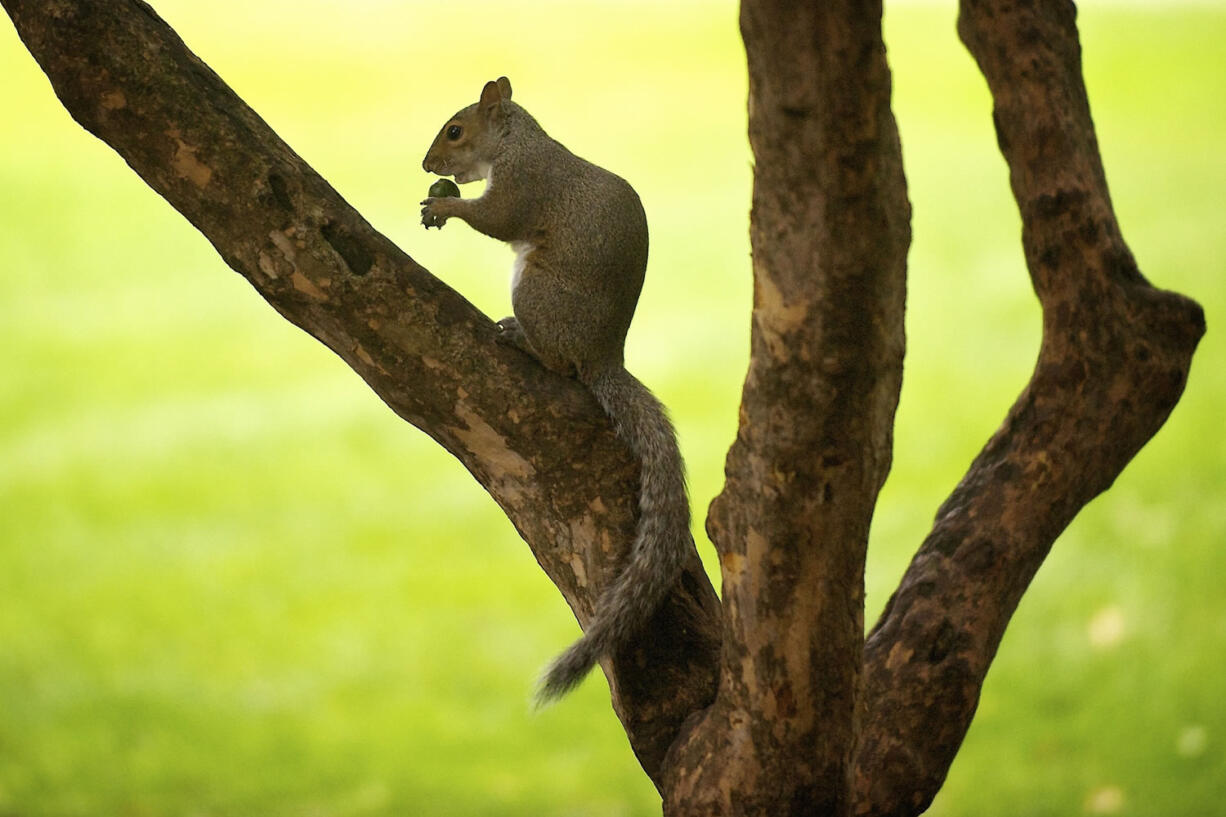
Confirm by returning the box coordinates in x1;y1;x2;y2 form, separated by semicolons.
534;366;691;704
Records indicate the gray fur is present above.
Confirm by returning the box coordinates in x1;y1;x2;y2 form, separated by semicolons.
422;78;690;703
536;367;690;703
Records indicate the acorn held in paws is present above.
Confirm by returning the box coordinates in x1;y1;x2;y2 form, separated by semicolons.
428;178;460;199
422;178;461;228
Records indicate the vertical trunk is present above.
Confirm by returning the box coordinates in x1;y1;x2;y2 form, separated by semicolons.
663;2;910;814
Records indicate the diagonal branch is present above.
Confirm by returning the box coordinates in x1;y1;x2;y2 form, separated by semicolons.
2;0;722;783
665;1;909;813
854;2;1205;814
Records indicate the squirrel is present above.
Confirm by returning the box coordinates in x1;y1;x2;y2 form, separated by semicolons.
420;77;691;703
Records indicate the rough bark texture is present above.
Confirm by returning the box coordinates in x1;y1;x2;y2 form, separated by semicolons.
852;2;1205;814
663;1;909;815
4;0;1206;815
0;0;722;785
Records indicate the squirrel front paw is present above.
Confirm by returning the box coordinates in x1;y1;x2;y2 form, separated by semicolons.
420;197;453;229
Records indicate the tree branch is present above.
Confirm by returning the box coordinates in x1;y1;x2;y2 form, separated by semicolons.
2;0;721;783
665;1;909;813
854;2;1205;813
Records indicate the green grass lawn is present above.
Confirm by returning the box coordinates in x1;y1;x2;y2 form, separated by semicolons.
2;2;1223;815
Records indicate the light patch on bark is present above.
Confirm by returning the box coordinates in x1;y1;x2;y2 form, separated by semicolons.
269;229;297;263
744;526;769;576
741;528;773;649
721;550;746;582
165;127;212;188
569;512;597;564
256;229;301;282
565;505;611;559
885;639;914;671
566;549;588;590
352;342;387;376
101;89;126;110
291;271;327;301
451;400;536;483
726;708;761;793
256;253;278;280
755;272;810;358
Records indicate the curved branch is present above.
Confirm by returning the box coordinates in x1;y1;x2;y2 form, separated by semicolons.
2;0;721;782
854;2;1205;813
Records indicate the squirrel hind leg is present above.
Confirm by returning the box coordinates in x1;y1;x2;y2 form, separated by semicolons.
505;316;584;377
496;315;572;374
495;316;531;350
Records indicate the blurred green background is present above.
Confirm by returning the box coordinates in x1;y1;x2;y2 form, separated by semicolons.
1;1;1222;815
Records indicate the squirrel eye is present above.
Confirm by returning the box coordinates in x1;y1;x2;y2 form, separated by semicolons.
446;124;463;141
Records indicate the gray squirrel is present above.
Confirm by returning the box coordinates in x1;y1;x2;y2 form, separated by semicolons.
420;77;691;703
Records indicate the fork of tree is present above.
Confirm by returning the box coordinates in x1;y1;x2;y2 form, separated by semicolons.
3;1;1203;814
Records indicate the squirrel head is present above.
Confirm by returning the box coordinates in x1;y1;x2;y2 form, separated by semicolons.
422;77;512;184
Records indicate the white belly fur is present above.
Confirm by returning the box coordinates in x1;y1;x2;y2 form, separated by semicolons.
510;241;533;298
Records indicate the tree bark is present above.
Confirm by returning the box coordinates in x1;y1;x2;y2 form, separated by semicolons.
663;1;908;814
3;0;1205;815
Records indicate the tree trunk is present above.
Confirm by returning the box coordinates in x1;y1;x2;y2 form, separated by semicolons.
662;1;909;814
2;0;1203;815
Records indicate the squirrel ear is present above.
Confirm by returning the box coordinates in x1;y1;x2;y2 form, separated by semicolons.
479;79;504;110
496;76;512;100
